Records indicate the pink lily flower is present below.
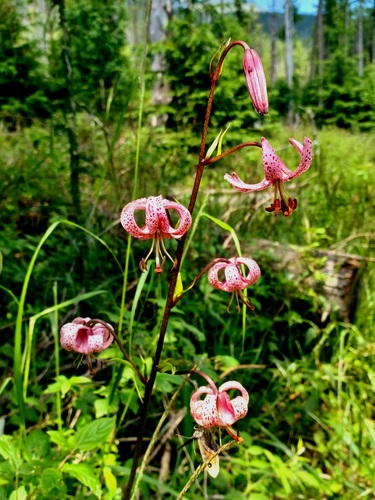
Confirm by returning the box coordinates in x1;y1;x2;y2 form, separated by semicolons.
243;47;268;115
60;317;114;354
60;317;114;373
190;373;249;440
224;136;313;216
121;195;192;273
207;257;261;312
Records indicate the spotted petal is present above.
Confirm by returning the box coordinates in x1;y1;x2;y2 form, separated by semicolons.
161;199;192;239
121;198;153;240
60;319;114;355
261;137;292;180
224;171;272;193
287;137;313;179
190;386;217;428
236;257;261;285
208;257;261;293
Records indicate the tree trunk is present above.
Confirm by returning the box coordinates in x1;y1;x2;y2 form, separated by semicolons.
55;0;81;220
270;0;277;84
285;0;294;87
284;0;294;124
358;0;364;77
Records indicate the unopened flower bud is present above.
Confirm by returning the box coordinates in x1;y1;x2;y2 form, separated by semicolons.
243;48;269;115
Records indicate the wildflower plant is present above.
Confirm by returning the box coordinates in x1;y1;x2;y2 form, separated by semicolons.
10;36;313;500
115;38;312;498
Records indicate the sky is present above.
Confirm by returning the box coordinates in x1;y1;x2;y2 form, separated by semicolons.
250;0;318;15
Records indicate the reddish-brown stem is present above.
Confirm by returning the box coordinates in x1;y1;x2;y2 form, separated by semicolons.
123;40;248;499
204;141;262;165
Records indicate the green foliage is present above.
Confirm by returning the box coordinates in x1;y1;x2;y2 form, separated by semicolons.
1;0;375;498
161;5;269;134
66;0;135;116
0;0;60;126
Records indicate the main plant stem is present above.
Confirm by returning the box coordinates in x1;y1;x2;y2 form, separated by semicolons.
124;41;242;499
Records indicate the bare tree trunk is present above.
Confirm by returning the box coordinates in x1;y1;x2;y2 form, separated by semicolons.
345;0;350;56
358;0;364;77
150;0;171;127
270;0;277;84
285;0;294;124
55;0;81;220
285;0;294;87
317;0;324;80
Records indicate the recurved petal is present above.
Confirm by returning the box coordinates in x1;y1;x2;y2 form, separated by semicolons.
230;396;249;420
121;198;154;240
261;137;293;180
190;386;214;402
87;331;113;353
223;262;248;292
235;257;261;285
72;317;91;325
288;136;313;179
161;199;192;239
224;172;272;192
207;261;231;291
219;381;249;403
190;390;217;428
146;195;164;234
91;324;114;352
219;381;249;423
60;322;80;351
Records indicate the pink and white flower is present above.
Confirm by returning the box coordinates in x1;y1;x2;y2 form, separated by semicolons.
60;317;114;355
190;373;249;440
121;195;192;273
224;136;313;216
207;257;261;312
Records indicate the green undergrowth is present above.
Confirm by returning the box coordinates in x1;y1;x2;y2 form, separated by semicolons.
0;122;375;498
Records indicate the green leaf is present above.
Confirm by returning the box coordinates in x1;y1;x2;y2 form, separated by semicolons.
296;469;321;488
249;458;270;469
155;373;184;393
248;445;265;456
215;355;239;370
24;429;50;461
0;378;12;397
40;468;63;493
62;463;101;498
173;272;183;299
74;417;115;451
44;375;92;398
224;492;246;500
9;486;27;500
248;494;272;500
0;436;22;472
47;430;72;451
202;213;242;256
103;466;117;495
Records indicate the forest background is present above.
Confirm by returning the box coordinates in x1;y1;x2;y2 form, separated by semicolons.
1;0;375;498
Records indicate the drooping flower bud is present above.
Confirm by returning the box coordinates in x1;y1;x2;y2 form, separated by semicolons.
243;48;269;115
